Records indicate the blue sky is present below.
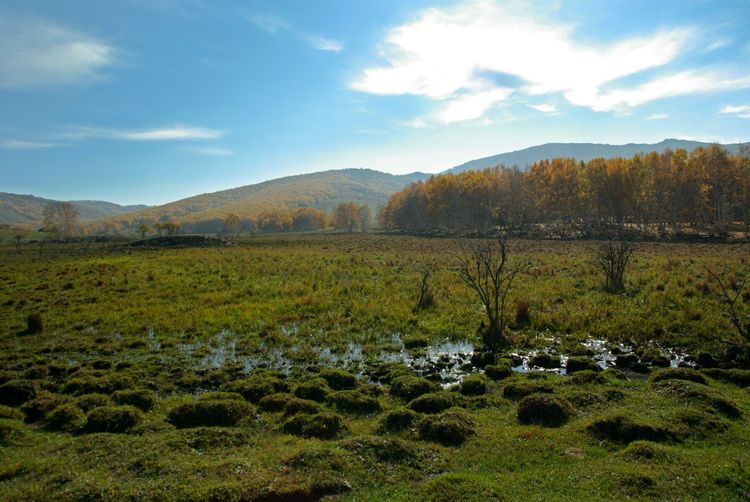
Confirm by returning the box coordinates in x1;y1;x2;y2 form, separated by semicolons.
1;0;749;205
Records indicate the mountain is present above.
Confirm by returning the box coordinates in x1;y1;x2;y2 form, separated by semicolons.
87;168;429;232
0;193;148;227
448;139;746;173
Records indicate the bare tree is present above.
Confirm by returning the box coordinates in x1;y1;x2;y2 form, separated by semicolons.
705;267;749;345
456;232;529;349
415;263;438;311
595;239;634;293
42;202;79;240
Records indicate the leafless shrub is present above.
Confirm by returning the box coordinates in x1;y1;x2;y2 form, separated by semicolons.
595;239;634;293
415;264;438;311
705;267;749;346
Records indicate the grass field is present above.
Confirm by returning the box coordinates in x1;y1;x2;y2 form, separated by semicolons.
1;234;749;500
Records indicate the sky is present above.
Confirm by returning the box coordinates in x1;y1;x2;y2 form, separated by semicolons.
1;0;750;205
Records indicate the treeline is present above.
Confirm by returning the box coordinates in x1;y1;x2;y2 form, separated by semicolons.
86;203;373;236
380;145;750;238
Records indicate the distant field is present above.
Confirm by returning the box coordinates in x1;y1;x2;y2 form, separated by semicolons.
0;235;748;500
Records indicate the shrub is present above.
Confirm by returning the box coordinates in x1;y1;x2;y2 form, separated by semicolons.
75;393;112;412
26;312;43;334
514;299;532;326
408;392;464;414
418;410;475;446
167;399;254;428
517;394;574;427
528;353;561;369
293;378;331;403
328;391;381;414
502;381;553;400
112;389;157;412
258;393;294;412
650;368;707;385
283;398;324;416
390;376;438;401
0;380;37;407
484;362;513;381
282;412;344;439
318;368;357;390
46;403;86;432
83;405;142;433
459;375;488;396
378;408;420;433
565;357;600;374
586;413;674;443
20;393;66;423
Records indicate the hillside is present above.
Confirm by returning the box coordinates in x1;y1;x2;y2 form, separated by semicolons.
88;168;429;233
0;193;148;228
448;139;745;172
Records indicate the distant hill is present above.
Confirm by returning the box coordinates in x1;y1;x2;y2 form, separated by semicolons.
87;168;429;233
448;139;746;173
0;192;148;228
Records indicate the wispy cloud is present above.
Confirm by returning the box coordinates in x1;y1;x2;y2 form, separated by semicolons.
0;139;63;150
529;103;557;113
245;11;343;52
646;113;669;120
351;0;750;124
720;104;750;118
187;146;234;156
60;125;226;141
0;13;116;89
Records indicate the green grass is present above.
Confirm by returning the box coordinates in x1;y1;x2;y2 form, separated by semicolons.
0;234;748;500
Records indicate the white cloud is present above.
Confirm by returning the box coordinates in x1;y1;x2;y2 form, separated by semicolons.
436;87;512;123
703;37;732;53
529;103;557;113
0;14;116;89
187;146;234;156
245;11;343;53
0;139;62;150
720;104;750;118
646;113;669;120
61;125;225;141
351;0;750;122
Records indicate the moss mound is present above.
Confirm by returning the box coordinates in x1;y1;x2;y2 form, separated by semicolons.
0;380;37;407
282;412;344;439
328;390;381;414
620;440;671;461
502;381;553;400
418;410;475;446
517;394;574;427
293;378;331;403
257;393;295;412
569;370;606;385
74;393;113;412
390;376;438;401
459;375;488;396
20;393;66;423
223;377;288;403
587;413;675;443
318;368;358;390
167;399;254;428
650;368;707;385
283;398;324;416
408;392;464;414
566;357;600;374
484;362;513;381
46;403;86;432
339;436;420;465
378;408;420;433
702;368;750;387
112;389;157;412
529;353;561;369
652;380;742;418
423;473;503;502
83;405;142;433
0;405;24;420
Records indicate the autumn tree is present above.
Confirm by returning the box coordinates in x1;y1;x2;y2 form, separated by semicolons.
42;202;79;240
223;213;241;236
138;223;150;238
332;202;361;233
163;221;180;235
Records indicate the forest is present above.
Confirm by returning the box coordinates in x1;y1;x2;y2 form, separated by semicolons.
380;145;750;238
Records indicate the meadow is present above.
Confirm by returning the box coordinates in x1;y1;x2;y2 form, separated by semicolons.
0;234;748;500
